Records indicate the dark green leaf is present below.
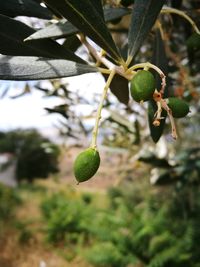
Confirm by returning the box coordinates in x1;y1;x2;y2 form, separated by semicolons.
0;14;85;64
0;56;97;81
148;101;166;143
0;0;52;19
26;8;131;41
139;153;170;168
63;35;82;53
152;29;169;98
43;0;122;63
148;29;169;143
105;7;131;24
103;74;129;105
128;0;165;62
89;0;104;19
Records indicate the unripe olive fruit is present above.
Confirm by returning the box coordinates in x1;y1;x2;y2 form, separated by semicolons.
130;70;156;102
73;148;100;183
167;97;190;118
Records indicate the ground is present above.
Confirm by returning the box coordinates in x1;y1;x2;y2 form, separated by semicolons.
0;145;148;267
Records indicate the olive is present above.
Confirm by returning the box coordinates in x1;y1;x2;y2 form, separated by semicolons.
73;148;100;183
130;70;156;102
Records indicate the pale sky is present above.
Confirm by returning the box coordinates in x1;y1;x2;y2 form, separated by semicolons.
0;73;105;135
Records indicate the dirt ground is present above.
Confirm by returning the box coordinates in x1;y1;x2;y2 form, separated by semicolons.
0;145;146;267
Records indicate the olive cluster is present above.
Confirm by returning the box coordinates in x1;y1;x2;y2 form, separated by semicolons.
130;70;189;117
73;70;189;183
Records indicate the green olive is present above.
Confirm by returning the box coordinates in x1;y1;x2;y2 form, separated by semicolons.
167;97;190;118
130;70;156;102
73;148;100;183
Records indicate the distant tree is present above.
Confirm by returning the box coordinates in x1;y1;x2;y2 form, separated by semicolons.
0;129;60;183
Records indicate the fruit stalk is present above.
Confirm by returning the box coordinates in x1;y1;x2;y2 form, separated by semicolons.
161;7;200;35
79;34;131;79
91;69;116;148
128;62;166;94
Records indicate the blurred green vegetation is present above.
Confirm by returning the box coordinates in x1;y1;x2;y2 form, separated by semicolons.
38;173;200;266
0;183;21;240
0;129;60;183
0;183;21;222
1;146;200;267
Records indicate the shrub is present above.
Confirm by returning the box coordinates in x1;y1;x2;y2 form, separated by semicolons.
0;183;21;221
41;193;94;244
85;242;125;267
0;129;60;183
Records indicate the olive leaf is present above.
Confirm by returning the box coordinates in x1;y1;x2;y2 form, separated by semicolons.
103;74;129;105
43;0;122;63
0;14;85;64
148;29;169;143
148;101;167;143
0;56;97;81
26;8;131;41
128;0;165;62
0;0;52;19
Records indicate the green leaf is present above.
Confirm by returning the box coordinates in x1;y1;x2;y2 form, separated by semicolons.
0;0;52;19
104;7;131;26
62;35;82;53
148;101;166;143
89;0;104;19
43;0;122;63
103;74;129;105
0;56;97;81
26;19;78;41
0;14;85;64
128;0;165;62
148;29;169;143
26;8;131;41
152;29;169;98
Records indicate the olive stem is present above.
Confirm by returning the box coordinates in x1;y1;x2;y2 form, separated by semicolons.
161;99;178;139
90;69;116;149
127;62;166;94
79;35;132;80
161;7;200;35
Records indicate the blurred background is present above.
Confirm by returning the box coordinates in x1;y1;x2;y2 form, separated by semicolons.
0;0;200;267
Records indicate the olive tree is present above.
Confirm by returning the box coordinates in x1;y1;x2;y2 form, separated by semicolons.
0;0;199;182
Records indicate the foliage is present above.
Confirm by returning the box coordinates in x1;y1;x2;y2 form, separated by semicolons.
0;0;199;180
41;192;94;244
0;183;21;221
39;179;200;267
0;129;60;182
139;146;200;186
85;242;125;267
0;1;199;139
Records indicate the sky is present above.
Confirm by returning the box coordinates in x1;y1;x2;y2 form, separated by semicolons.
0;73;106;140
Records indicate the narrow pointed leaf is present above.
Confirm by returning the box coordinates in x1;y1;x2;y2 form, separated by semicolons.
110;75;129;105
103;74;129;105
0;56;97;81
128;0;165;62
63;35;82;52
152;29;170;98
0;0;52;19
89;0;104;19
0;14;85;64
43;0;122;63
148;101;167;143
26;7;131;40
26;19;78;40
148;30;168;143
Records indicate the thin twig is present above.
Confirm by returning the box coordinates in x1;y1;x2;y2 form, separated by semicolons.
90;69;116;148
